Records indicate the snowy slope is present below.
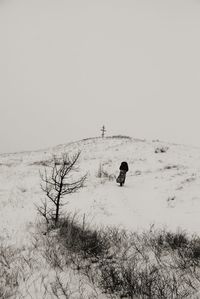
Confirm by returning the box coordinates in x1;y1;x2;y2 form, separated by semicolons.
1;135;200;248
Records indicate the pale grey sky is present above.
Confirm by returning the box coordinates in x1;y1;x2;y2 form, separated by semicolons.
0;0;200;153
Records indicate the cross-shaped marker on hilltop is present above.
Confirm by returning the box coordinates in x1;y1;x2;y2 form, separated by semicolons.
101;125;106;138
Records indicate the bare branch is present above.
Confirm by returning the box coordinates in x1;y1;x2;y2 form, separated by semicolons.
37;151;86;225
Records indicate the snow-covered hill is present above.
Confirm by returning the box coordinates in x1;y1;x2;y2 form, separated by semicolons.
1;135;200;247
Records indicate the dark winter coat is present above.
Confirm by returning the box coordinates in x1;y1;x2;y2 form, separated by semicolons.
119;161;129;172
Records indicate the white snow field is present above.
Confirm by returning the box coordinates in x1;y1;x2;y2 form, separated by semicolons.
1;135;200;298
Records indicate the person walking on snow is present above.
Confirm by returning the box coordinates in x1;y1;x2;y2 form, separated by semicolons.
116;161;129;186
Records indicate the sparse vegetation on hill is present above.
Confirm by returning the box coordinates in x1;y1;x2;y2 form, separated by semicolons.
155;146;169;153
108;135;132;140
97;163;116;181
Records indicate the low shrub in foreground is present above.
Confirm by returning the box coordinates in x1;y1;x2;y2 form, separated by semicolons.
43;216;200;299
0;245;20;298
59;215;109;260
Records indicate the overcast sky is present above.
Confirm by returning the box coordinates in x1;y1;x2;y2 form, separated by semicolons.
0;0;200;153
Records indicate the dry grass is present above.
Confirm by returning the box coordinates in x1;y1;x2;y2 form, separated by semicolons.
43;215;200;299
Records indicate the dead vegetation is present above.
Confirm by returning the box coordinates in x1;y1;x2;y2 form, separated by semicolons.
39;214;200;299
2;214;200;298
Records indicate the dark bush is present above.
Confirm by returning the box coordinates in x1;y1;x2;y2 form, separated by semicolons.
59;216;109;260
190;239;200;260
165;231;189;250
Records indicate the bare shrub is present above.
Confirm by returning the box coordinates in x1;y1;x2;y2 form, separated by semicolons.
58;215;109;261
0;245;20;298
37;151;87;226
41;215;200;299
96;163;115;181
188;238;200;262
95;229;198;298
151;229;189;251
155;146;169;153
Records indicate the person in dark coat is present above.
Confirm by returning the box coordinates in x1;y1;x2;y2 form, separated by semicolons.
116;161;129;186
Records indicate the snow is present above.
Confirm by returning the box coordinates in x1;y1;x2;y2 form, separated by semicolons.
1;136;200;245
1;136;200;297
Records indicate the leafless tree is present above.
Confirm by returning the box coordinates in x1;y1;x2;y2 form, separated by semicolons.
38;151;87;226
